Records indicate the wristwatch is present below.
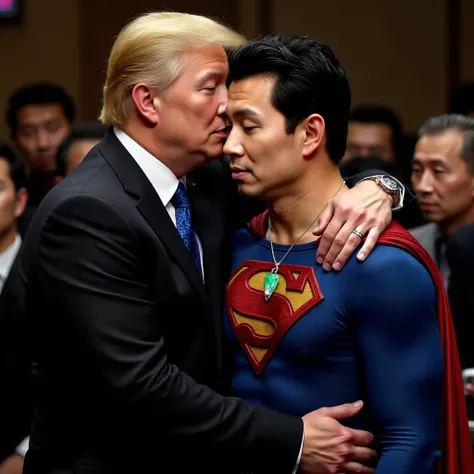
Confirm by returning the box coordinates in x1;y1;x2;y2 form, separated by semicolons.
360;175;404;209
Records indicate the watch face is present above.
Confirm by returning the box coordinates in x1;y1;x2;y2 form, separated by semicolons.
380;176;399;192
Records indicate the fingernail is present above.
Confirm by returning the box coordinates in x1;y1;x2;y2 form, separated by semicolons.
354;400;363;407
332;262;341;271
357;252;366;261
323;262;331;272
317;257;323;265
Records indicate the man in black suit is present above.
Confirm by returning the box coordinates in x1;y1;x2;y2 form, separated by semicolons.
19;12;404;474
0;142;29;474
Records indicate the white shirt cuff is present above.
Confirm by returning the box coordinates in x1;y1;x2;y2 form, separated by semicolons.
15;436;29;457
293;432;304;474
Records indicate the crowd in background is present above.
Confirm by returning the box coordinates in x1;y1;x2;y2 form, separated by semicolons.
0;50;474;474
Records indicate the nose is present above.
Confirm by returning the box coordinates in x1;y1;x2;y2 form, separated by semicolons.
217;87;228;116
223;129;244;158
414;170;434;194
36;129;53;151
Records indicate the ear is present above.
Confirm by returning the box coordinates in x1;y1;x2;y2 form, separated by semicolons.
301;114;325;158
14;187;28;219
131;83;160;125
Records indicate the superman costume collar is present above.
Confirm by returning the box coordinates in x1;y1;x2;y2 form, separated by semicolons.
248;212;474;474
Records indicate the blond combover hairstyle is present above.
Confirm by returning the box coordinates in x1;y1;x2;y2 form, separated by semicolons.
99;12;246;126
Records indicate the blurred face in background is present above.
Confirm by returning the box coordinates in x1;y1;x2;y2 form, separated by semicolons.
13;104;71;174
0;157;27;250
65;139;101;175
411;129;474;234
343;122;395;163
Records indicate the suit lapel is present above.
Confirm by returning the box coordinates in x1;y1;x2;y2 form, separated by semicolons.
136;186;207;301
99;129;207;302
187;173;227;373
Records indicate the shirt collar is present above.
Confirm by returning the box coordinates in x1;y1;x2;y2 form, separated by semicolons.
0;234;21;280
113;127;183;207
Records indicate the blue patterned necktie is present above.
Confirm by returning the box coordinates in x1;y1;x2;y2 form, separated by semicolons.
171;182;203;280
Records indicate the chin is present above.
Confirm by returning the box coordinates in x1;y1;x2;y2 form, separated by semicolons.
237;183;265;200
422;212;443;222
203;145;225;161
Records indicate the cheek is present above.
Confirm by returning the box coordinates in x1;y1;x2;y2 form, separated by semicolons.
0;196;16;214
438;178;471;206
189;95;218;123
204;97;221;123
17;136;35;151
53;128;69;144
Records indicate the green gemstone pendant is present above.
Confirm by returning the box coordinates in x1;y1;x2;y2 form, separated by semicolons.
264;271;279;301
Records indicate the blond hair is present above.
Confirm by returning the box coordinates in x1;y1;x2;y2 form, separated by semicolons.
99;12;246;126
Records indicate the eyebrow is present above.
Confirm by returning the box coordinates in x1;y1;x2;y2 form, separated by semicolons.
228;107;261;119
197;71;226;83
21;117;61;128
413;157;449;167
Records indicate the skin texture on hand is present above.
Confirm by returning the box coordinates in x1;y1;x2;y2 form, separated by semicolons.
300;401;376;474
0;453;24;474
465;383;474;398
314;181;392;270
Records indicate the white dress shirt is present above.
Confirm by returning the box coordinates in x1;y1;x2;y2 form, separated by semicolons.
0;233;21;294
113;127;204;275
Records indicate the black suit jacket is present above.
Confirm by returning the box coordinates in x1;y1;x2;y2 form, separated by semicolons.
0;255;32;463
19;130;302;474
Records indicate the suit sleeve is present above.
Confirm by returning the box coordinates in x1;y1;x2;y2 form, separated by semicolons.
32;194;302;472
347;246;443;473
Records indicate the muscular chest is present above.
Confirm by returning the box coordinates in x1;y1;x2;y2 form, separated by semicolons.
225;258;353;375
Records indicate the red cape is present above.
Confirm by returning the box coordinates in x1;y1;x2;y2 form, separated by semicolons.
248;213;474;474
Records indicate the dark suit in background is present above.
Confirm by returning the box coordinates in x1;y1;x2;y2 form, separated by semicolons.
0;257;31;464
447;223;474;370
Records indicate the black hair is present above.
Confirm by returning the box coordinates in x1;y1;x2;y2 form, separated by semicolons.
419;114;474;174
0;141;27;191
349;105;404;160
6;82;76;137
228;34;351;164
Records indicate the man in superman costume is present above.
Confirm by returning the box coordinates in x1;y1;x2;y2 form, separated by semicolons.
223;34;473;473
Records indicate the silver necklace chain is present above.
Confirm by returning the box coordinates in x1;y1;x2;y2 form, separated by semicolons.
268;180;346;273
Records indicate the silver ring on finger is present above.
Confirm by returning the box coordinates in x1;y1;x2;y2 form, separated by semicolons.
351;228;364;239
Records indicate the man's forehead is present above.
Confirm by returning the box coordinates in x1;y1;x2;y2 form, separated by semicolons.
227;76;274;114
180;44;228;69
349;122;392;137
414;133;464;164
416;132;463;154
18;104;64;124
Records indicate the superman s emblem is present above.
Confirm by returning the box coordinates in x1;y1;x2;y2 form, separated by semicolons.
226;260;324;375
